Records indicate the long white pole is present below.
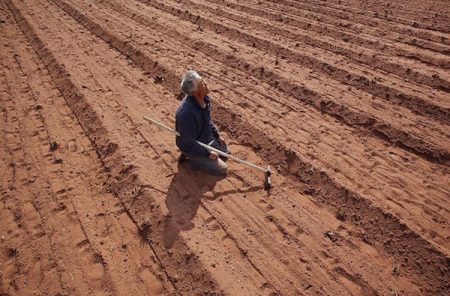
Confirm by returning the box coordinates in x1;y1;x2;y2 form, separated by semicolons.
143;116;270;174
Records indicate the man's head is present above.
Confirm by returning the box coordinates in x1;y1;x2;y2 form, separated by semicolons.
180;70;209;99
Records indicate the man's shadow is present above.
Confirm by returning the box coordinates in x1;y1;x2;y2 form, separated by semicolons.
163;162;225;249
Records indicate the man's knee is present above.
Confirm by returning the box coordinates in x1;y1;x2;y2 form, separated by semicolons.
189;157;228;176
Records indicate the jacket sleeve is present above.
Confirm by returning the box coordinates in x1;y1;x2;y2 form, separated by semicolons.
176;113;210;157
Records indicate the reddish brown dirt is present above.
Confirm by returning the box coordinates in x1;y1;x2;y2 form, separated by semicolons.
0;0;449;295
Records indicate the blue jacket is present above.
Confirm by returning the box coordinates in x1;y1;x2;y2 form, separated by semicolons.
175;95;220;157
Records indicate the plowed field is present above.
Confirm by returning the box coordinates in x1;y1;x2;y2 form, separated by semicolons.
1;0;449;295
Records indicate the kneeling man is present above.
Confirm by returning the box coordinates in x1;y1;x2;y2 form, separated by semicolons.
175;70;230;176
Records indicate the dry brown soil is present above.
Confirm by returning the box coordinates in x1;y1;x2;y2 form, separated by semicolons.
1;0;449;295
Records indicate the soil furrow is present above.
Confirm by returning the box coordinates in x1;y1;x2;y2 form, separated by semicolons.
51;0;445;247
4;0;227;294
265;0;450;51
218;0;450;72
0;72;66;295
142;0;450;124
177;0;450;100
0;50;93;295
14;0;326;289
265;0;450;35
68;0;450;165
205;0;450;73
338;0;449;31
55;0;450;243
58;0;450;217
137;0;450;124
10;22;172;294
3;0;449;294
40;0;450;294
6;0;284;294
31;0;436;294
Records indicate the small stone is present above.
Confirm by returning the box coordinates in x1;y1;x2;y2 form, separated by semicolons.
325;231;337;242
336;209;346;221
392;265;400;276
154;75;164;84
303;188;316;196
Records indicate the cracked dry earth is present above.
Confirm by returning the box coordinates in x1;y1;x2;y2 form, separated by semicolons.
0;0;449;295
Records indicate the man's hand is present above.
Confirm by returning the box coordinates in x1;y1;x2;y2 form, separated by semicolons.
209;151;219;160
217;136;226;147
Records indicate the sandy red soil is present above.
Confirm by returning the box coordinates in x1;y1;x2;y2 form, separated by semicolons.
0;0;449;295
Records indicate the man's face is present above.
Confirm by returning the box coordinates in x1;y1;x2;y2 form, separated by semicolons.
193;78;209;98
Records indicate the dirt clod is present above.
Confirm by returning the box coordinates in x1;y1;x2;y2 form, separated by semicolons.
325;231;337;242
336;209;347;221
154;74;164;84
49;141;58;151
